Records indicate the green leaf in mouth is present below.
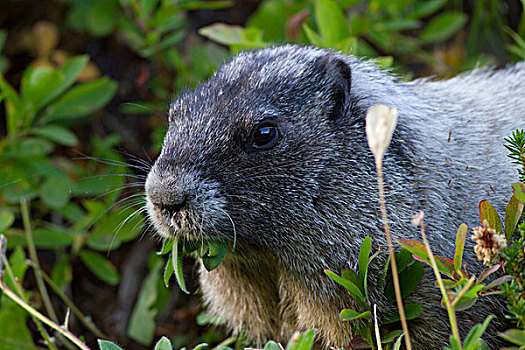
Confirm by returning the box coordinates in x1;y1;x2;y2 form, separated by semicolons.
159;236;229;293
201;240;229;272
172;235;189;294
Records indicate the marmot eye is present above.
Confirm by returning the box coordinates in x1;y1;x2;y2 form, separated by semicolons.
249;123;279;151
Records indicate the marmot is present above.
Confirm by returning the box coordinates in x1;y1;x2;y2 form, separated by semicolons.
145;45;525;349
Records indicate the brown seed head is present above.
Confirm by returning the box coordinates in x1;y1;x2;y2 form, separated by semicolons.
471;219;507;265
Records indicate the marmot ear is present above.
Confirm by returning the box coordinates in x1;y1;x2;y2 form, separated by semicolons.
313;54;352;122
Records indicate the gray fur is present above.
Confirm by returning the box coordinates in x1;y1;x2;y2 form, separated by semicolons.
145;45;525;349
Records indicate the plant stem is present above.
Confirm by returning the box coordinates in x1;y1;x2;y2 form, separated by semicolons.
0;235;57;350
376;166;413;350
418;218;462;347
20;199;59;324
451;276;475;307
28;261;107;339
0;279;91;350
2;255;57;350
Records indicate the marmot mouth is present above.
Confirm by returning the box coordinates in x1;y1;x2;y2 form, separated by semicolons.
160;207;187;232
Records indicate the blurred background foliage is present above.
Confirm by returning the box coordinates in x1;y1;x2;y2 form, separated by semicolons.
0;0;524;349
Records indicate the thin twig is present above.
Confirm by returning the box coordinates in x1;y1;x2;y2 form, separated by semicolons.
27;261;108;339
418;215;462;346
20;200;79;350
0;279;91;350
1;235;56;350
20;199;59;323
376;167;413;350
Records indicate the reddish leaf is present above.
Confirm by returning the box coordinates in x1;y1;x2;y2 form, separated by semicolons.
482;275;514;291
396;238;454;277
479;200;503;233
478;263;501;283
511;182;525;202
435;256;455;275
505;195;524;241
412;254;425;263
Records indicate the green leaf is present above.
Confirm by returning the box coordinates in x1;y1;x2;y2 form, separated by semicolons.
341;268;360;290
184;239;202;255
2;137;54;158
79;250;120;286
40;174;71;209
286;329;316;350
71;173;123;197
98;340;125;350
173;235;190;294
393;332;405;350
51;255;72;291
381;330;404;344
315;0;349;45
419;11;467;44
202;240;228;272
179;1;232;11
154;337;172;350
0;211;15;231
128;259;163;345
463;315;493;350
398;260;423;297
324;269;365;307
453;296;477;311
263;341;281;350
0;74;27;134
339;309;371;321
511;182;525;202
198;23;265;48
32;227;75;248
158;238;174;255
49;55;89;104
0;304;34;350
86;1;119;37
406;0;446;19
44;77;117;122
453;223;468;272
505;195;524;241
499;329;525;346
382;303;422;324
31;125;79;146
21;67;64;112
163;254;174;287
448;335;462;350
302;23;325;47
479;200;503;233
373;19;420;32
4;246;28;293
358;236;371;292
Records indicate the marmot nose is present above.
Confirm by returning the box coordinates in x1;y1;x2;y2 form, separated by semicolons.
158;194;188;217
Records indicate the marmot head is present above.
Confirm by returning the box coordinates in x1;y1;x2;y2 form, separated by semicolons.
145;46;374;255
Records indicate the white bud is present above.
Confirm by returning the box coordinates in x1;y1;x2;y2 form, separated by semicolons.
411;211;425;226
365;104;399;167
